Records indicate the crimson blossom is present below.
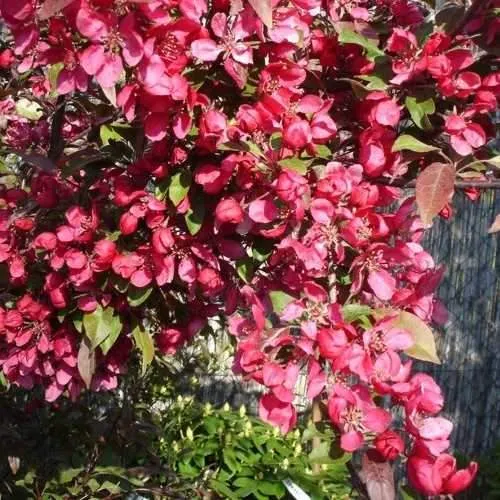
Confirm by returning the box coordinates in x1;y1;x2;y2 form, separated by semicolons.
1;0;498;496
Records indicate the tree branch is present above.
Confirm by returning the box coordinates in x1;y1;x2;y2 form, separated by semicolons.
375;179;500;189
48;96;66;162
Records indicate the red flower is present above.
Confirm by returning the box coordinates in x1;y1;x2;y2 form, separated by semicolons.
374;430;405;460
445;114;486;156
408;452;478;496
328;385;392;452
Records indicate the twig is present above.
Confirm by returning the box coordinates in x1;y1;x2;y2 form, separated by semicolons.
48;96;66;162
374;178;500;189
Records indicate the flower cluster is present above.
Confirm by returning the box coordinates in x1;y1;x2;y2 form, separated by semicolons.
1;0;498;495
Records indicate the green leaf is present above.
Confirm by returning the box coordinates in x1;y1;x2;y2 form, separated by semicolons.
278;157;311;174
210;480;239;500
405;96;435;130
342;304;373;323
237;258;254;283
72;314;83;334
338;29;384;60
99;311;124;355
269;291;295;314
234;486;255;498
169;170;192;207
58;468;83;484
100;124;125;146
234;478;258;488
155;179;170;201
270;133;282;150
132;324;155;376
223;449;240;473
127;285;153;308
83;305;123;352
309;442;337;465
15;98;43;121
97;481;122;494
359;75;388;90
218;141;250;152
258;481;286;496
185;196;205;235
392;311;441;364
400;484;422;499
392;134;438;153
48;63;64;93
315;144;332;159
252;239;274;262
485;155;500;168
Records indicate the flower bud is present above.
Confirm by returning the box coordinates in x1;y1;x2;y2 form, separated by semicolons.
374;430;405;461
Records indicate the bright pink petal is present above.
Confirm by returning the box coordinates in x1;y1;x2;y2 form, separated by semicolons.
76;8;109;41
363;407;391;433
79;44;105;77
450;134;472;156
140;54;166;87
248;199;278;224
340;430;364;451
45;382;64;402
385;328;415;351
191;39;223;62
368;269;396;301
231;43;253;65
310;198;334;224
463;123;486;149
131;268;153;288
419;417;453;440
95;52;123;88
375;100;401;127
211;12;227;38
56;69;76;95
120;14;143;66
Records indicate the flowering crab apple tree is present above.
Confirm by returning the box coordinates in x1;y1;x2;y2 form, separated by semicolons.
0;0;499;496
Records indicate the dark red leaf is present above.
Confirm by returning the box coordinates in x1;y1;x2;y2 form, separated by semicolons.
248;0;273;28
77;337;96;389
415;163;455;226
38;0;75;20
359;453;396;500
488;214;500;234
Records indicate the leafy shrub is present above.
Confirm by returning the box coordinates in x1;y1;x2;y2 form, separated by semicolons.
155;398;353;499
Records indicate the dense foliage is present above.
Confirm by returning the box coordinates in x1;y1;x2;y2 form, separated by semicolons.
1;0;499;497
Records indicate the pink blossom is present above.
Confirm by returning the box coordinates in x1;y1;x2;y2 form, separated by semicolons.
77;8;143;88
259;393;297;433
